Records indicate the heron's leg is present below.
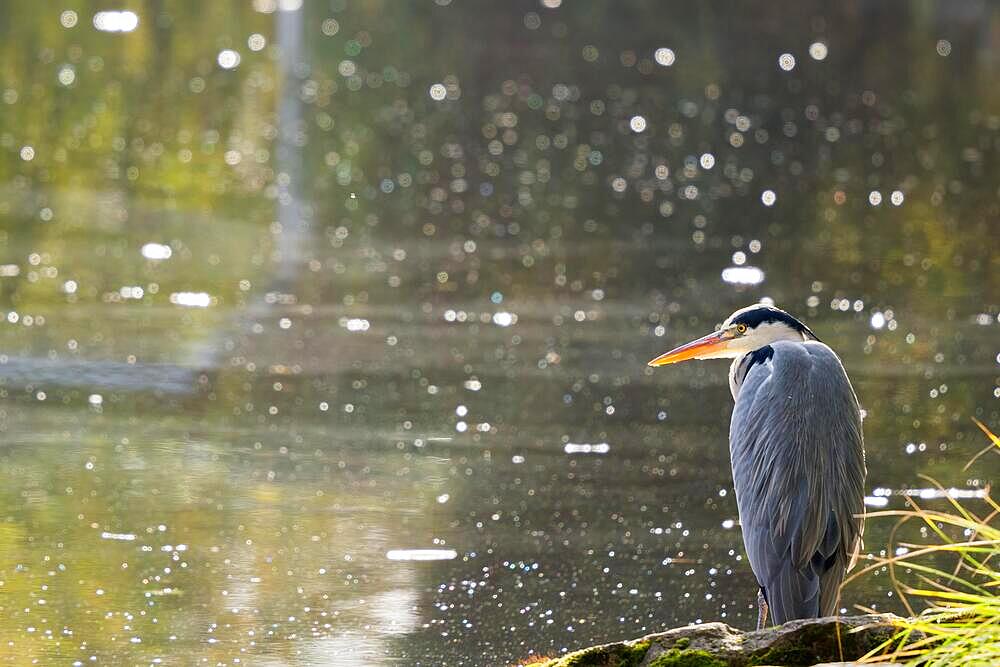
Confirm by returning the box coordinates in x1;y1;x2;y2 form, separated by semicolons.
756;589;769;630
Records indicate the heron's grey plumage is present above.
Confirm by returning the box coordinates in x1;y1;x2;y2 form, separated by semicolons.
729;340;866;624
648;304;867;626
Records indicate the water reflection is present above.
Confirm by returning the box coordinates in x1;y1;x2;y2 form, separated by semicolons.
386;550;458;561
0;1;997;665
92;11;140;34
721;266;765;285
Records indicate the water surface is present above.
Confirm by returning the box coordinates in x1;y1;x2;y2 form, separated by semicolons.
0;2;997;665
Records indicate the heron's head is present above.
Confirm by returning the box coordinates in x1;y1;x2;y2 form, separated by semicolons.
647;304;818;366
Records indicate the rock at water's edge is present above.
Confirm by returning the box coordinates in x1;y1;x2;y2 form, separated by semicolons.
518;614;911;667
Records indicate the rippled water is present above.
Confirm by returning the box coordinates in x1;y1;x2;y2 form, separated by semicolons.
0;2;997;665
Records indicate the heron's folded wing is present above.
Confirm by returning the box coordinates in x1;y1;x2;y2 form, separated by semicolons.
729;342;865;618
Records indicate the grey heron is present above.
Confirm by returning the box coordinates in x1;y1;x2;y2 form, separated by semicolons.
648;304;866;629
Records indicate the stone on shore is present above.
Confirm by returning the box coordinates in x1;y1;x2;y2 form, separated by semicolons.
517;614;910;667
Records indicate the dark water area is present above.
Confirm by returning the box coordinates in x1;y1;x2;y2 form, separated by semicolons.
0;1;997;665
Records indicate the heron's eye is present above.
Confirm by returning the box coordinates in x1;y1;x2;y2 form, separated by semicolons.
736;323;748;335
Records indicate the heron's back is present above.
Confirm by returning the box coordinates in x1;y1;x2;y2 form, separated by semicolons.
729;340;865;624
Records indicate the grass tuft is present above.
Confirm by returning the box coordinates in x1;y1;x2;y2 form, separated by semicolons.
851;418;1000;666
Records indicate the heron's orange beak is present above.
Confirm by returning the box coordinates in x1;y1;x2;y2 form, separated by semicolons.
647;330;730;366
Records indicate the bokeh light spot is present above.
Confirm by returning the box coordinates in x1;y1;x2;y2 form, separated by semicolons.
809;42;828;60
217;49;241;69
654;48;676;66
429;83;447;101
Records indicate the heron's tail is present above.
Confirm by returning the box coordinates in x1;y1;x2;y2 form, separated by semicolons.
763;560;822;625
